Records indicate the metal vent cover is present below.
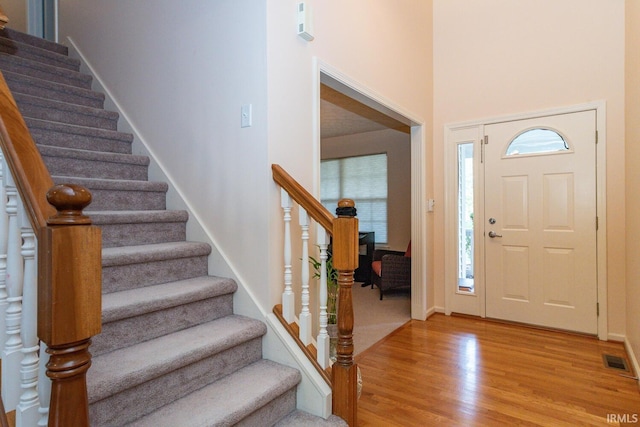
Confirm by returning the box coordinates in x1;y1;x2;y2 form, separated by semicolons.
602;354;630;372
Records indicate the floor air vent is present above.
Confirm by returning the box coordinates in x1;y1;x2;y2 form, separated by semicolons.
603;354;630;372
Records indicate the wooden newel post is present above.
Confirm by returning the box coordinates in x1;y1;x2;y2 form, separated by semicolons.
331;198;358;426
37;184;102;427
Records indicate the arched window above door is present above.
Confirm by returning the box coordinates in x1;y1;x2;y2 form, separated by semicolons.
505;128;570;156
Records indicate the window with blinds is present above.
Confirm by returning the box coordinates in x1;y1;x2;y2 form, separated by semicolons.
320;153;388;244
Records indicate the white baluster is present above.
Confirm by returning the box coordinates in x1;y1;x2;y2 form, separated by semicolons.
299;207;311;345
316;226;330;368
17;204;39;426
281;189;295;322
37;342;51;426
2;171;24;410
0;154;9;350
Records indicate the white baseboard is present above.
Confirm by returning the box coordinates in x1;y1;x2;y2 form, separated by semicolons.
608;333;626;342
624;338;640;390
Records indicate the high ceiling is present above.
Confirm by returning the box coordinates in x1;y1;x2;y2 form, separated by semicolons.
320;84;410;139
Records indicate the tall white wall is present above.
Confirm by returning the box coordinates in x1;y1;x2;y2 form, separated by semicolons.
625;0;640;380
433;0;626;336
58;0;271;310
4;0;27;32
57;0;433;315
265;0;433;308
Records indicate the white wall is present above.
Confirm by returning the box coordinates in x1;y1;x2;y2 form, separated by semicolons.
321;128;412;252
4;0;27;32
433;0;626;335
57;0;433;316
265;0;433;308
625;0;640;381
58;0;271;311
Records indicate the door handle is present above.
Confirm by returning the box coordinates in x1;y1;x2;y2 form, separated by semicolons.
488;231;503;238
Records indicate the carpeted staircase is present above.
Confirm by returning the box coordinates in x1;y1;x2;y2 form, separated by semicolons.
0;28;345;427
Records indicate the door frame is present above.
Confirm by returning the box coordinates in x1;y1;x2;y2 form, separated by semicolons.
444;101;607;340
314;59;429;320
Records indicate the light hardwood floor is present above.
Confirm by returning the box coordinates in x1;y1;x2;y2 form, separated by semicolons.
356;314;640;426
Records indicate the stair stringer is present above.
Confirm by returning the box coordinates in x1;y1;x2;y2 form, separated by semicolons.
64;36;333;419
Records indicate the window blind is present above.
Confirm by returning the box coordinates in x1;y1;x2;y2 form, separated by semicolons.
321;154;388;243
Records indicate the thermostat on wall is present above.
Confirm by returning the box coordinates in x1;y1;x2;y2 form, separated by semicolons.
297;2;314;41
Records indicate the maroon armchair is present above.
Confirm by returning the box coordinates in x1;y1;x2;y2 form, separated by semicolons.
370;241;411;300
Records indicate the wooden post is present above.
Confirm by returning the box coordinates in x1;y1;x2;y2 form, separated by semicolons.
331;199;358;427
38;184;101;427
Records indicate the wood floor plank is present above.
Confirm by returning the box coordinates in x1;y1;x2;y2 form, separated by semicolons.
356;314;640;426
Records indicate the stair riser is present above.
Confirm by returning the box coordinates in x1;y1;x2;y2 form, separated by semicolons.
0;28;68;55
16;98;118;130
29;126;132;154
42;156;148;181
89;338;263;426
238;389;297;427
102;256;209;293
75;188;166;211
5;75;104;109
0;55;92;89
92;294;233;357
0;39;79;71
98;221;187;248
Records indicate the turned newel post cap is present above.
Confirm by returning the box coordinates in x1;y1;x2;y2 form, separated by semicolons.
336;198;357;217
46;184;93;225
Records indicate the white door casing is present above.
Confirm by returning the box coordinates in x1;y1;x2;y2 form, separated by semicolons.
484;110;597;334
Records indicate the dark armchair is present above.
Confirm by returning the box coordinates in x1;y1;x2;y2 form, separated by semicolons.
370;242;411;300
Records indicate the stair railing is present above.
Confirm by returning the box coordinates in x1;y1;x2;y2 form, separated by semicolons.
0;71;102;426
272;164;358;426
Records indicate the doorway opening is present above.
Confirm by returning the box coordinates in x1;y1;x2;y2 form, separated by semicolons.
316;62;428;321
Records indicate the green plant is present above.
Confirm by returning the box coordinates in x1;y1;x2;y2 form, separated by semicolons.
309;251;338;324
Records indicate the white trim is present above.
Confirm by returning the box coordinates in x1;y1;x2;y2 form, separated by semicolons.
313;58;429;320
266;314;332;418
444;101;608;339
624;337;640;390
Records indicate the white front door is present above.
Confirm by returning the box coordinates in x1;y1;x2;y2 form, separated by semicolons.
484;110;598;334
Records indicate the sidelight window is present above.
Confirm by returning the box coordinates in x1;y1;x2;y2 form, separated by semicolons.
457;143;474;293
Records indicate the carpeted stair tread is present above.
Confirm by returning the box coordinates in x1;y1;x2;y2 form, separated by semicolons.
25;118;133;154
90;210;188;248
14;92;119;130
90;209;188;225
52;176;168;211
52;175;167;191
101;241;212;267
38;144;148;166
0;28;68;55
0;35;80;71
0;53;92;89
39;144;149;181
88;315;268;403
3;69;105;108
101;276;237;323
275;411;348;426
127;360;301;427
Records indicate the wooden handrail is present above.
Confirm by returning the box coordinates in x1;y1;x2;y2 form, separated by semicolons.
272;164;334;234
0;71;101;426
0;73;55;230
